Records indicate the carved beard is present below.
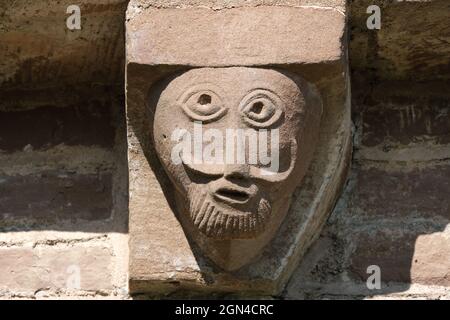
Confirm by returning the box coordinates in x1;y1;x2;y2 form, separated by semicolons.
187;184;272;240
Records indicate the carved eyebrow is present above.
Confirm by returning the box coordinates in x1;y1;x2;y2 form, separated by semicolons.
241;88;281;97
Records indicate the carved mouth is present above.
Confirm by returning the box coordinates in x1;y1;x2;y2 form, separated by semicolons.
214;187;250;204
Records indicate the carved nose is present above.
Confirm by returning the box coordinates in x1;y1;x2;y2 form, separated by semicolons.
224;164;250;180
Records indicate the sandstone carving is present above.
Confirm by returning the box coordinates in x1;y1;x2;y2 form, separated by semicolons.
152;67;323;270
1;0;449;301
126;3;351;295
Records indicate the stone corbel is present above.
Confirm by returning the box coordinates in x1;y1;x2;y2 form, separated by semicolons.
126;1;351;296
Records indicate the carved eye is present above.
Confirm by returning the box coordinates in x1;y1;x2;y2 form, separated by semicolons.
179;86;227;123
240;90;284;128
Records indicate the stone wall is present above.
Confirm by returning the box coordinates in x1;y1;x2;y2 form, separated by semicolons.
0;0;129;299
0;0;448;299
285;0;450;299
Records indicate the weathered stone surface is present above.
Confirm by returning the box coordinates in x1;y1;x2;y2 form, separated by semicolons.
0;245;113;292
350;231;450;287
284;222;450;298
411;233;450;287
286;98;450;300
0;146;116;177
128;0;345;10
152;67;323;271
360;103;450;147
0;105;115;152
0;0;128;90
350;0;450;82
0;0;128;300
127;6;346;67
126;1;351;296
0;0;447;301
349;165;450;220
333;0;450;298
0;172;113;223
282;232;350;299
353;81;450;107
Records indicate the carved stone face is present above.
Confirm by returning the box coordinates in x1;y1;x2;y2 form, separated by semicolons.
153;67;322;271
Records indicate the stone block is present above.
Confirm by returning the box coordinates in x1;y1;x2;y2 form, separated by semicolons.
361;103;450;147
127;0;345;10
0;105;115;152
349;165;450;220
350;0;450;82
350;231;450;287
0;245;113;293
127;6;346;67
0;172;113;223
0;0;128;90
126;1;351;296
